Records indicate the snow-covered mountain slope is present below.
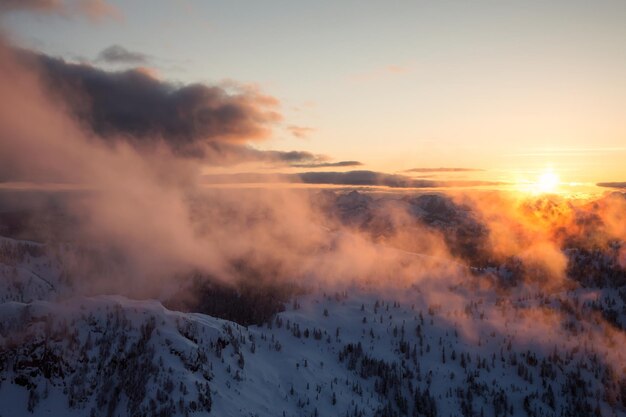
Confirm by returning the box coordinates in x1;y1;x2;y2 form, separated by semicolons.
1;213;626;417
1;266;626;416
0;237;67;303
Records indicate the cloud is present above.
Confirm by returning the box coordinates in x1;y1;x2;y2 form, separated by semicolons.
251;150;362;169
404;167;484;173
298;170;431;187
72;0;119;21
265;150;319;163
233;149;361;169
297;171;501;188
0;0;61;13
97;44;149;65
220;147;325;166
183;145;359;169
18;49;281;157
291;160;363;169
0;0;121;21
597;182;626;189
200;171;419;187
202;170;502;188
286;125;315;139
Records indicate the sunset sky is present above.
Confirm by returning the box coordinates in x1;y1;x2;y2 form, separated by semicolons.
2;0;626;190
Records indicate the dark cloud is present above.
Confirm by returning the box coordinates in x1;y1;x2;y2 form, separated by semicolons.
7;45;343;168
0;0;59;13
267;150;320;163
2;43;357;171
254;151;361;169
404;167;484;173
291;160;363;169
203;170;503;188
0;0;120;21
231;149;361;169
298;171;434;187
208;146;326;166
20;50;281;156
596;182;626;189
167;143;353;168
97;44;149;65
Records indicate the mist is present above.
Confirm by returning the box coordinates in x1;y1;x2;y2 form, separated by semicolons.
0;34;458;299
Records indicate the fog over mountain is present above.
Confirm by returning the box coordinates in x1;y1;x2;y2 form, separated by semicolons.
1;189;626;417
2;2;626;417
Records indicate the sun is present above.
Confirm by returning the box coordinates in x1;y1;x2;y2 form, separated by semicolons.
514;168;562;195
536;170;560;194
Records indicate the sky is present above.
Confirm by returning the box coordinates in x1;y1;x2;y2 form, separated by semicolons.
2;0;626;189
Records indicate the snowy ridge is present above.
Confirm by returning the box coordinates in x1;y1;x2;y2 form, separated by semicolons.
0;237;65;303
1;231;626;416
1;282;626;416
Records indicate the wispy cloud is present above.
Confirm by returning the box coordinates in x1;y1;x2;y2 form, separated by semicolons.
0;0;121;22
286;125;315;139
404;167;484;173
203;170;503;189
246;150;361;169
597;182;626;189
291;160;362;169
97;45;149;65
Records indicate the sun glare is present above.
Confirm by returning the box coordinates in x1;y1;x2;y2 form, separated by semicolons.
536;170;560;194
515;168;562;195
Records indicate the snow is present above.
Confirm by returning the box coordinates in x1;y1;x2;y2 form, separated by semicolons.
1;235;626;416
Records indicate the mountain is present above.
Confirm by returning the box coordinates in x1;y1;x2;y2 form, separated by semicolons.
1;234;626;417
